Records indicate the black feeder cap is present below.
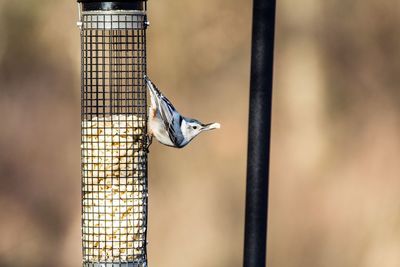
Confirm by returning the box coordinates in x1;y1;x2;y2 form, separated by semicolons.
78;1;146;11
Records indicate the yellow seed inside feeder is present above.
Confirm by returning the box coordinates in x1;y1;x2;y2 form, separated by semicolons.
81;114;147;262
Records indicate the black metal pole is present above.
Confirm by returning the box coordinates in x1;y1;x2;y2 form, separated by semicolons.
243;0;276;266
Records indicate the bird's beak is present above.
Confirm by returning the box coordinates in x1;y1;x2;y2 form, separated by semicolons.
201;122;221;131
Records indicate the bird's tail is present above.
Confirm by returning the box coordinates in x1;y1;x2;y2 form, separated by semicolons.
144;75;162;100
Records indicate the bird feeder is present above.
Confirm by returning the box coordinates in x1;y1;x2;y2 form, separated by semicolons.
77;1;149;266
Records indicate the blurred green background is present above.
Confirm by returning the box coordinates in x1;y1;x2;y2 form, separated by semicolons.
0;0;399;267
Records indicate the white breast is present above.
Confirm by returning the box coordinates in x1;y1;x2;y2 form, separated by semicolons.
150;114;174;147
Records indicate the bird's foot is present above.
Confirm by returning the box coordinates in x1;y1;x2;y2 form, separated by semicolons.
145;134;153;153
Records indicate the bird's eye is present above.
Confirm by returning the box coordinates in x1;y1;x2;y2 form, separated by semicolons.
193;126;198;130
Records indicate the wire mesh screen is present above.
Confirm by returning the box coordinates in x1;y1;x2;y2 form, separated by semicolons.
80;8;148;267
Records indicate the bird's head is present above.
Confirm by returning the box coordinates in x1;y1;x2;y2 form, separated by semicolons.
181;118;221;145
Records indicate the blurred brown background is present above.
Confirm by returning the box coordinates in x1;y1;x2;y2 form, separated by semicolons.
0;0;399;266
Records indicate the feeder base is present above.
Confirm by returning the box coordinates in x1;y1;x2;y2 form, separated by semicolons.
83;262;147;267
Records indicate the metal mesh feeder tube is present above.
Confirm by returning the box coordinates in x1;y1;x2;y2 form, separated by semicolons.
78;1;149;266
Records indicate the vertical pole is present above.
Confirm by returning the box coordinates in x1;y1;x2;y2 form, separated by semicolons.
243;0;276;266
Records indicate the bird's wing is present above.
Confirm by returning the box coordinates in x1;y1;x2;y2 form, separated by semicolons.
166;113;185;147
159;95;186;147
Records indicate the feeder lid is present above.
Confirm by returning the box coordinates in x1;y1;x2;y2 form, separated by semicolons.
77;0;145;2
78;0;146;11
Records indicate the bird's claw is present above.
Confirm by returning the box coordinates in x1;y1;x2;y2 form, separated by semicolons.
145;134;153;153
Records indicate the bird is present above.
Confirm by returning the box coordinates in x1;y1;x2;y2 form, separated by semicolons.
144;75;220;148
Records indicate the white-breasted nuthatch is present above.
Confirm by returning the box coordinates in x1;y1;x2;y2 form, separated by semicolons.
144;75;220;148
